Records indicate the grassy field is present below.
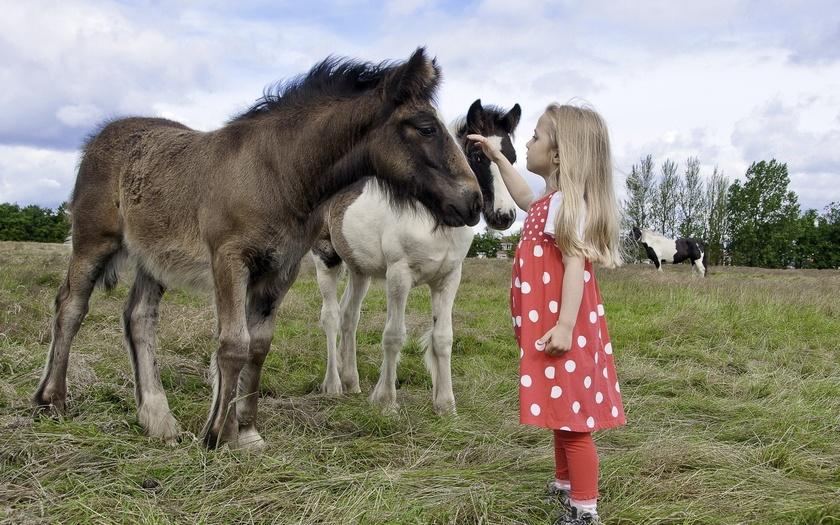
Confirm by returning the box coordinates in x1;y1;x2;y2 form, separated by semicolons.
1;240;839;524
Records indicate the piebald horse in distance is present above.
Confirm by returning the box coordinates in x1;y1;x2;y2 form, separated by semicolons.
632;227;709;277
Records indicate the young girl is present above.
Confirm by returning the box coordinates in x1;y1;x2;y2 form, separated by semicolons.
469;103;625;525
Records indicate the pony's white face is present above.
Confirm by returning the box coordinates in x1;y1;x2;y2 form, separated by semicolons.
457;99;521;230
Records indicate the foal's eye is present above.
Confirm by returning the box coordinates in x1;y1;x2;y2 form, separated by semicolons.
417;126;436;137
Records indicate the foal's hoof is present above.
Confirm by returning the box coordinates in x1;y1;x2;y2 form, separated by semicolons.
235;427;267;452
31;390;67;417
433;401;457;417
321;378;344;395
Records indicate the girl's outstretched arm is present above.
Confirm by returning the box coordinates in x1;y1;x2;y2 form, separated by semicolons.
467;134;535;211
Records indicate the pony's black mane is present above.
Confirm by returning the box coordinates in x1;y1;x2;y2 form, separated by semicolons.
453;104;514;136
232;56;397;122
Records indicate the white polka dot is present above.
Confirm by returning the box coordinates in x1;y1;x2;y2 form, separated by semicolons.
514;277;521;288
545;366;556;379
515;316;522;327
597;304;605;316
540;218;545;223
572;401;581;413
519;258;524;267
528;310;539;322
549;301;558;313
530;403;541;416
586;416;595;428
577;335;587;348
604;342;612;355
584;376;592;389
615;381;620;393
542;272;551;284
560;426;571;431
533;245;543;257
584;270;591;283
521;281;531;294
535;340;546;351
521;375;532;387
598;329;602;340
551;386;563;398
603;368;608;379
589;311;597;324
594;352;599;365
565;360;576;373
611;406;619;417
595;392;603;404
519;348;524;359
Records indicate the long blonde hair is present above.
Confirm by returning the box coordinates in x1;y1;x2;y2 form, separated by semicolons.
544;103;622;268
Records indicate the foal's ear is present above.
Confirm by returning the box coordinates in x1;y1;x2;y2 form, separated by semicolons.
500;103;522;134
386;47;441;105
466;99;483;132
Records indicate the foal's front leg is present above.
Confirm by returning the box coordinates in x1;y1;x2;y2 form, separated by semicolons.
370;264;411;412
426;267;461;415
236;282;286;451
202;250;250;449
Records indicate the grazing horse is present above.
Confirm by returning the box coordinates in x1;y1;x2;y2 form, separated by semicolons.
632;227;709;277
32;48;483;449
311;99;520;414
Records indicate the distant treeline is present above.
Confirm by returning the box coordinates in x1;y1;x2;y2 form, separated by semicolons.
0;203;70;243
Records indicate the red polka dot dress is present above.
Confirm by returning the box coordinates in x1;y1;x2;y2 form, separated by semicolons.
510;191;626;432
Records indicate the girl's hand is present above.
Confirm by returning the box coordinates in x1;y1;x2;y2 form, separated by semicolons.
537;323;573;357
466;134;504;163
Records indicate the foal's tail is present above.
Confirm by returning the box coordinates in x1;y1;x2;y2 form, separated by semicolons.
421;329;438;386
702;243;710;277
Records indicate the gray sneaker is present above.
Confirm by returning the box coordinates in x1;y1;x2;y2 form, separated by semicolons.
553;506;602;525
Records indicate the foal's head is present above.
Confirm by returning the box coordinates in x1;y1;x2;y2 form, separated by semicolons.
367;49;482;227
454;99;520;230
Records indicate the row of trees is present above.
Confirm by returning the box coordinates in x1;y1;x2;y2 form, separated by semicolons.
623;157;839;269
0;203;70;243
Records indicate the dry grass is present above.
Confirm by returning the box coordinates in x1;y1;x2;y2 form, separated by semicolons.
1;241;839;524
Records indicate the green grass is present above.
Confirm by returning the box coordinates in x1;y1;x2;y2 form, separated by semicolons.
1;240;839;524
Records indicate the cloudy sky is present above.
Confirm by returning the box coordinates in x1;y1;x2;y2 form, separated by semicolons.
1;0;838;229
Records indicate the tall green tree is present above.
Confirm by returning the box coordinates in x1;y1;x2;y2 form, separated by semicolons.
651;158;679;237
704;168;729;265
623;155;656;230
678;157;706;238
726;160;800;268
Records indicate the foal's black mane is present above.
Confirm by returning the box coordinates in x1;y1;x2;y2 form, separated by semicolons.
232;56;398;122
453;104;516;137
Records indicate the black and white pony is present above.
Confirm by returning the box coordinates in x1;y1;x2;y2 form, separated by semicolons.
310;99;520;415
632;227;709;277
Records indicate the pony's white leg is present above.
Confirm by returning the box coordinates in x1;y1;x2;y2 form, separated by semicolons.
123;268;180;445
694;257;706;277
313;255;343;395
338;270;371;394
370;263;412;412
425;266;461;416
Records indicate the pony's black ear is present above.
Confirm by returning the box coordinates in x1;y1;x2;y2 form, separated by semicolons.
466;99;483;131
386;47;441;105
500;103;521;134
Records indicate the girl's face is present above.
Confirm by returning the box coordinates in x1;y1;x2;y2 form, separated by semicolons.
525;112;556;178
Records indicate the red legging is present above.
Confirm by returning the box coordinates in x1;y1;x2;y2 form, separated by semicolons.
553;430;600;501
